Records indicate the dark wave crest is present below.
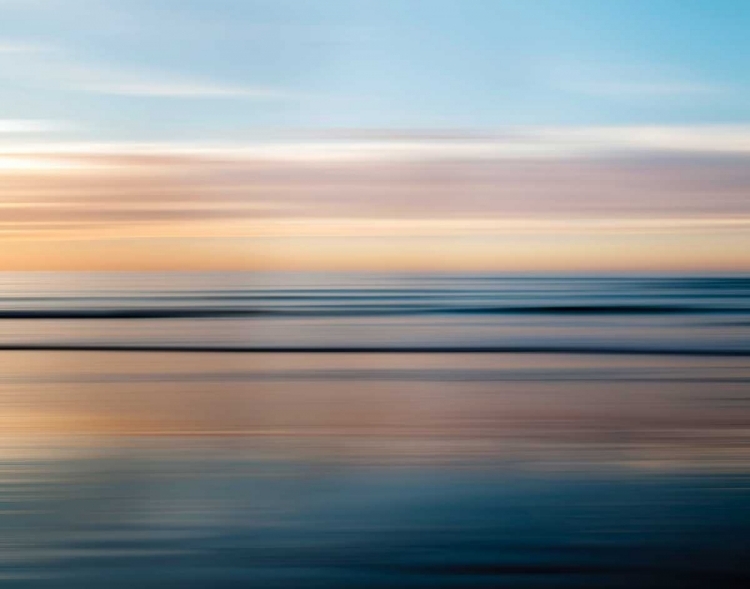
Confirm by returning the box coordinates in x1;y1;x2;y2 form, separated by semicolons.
0;303;737;319
1;343;749;355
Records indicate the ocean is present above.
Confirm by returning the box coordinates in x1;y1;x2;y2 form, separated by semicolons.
1;272;749;587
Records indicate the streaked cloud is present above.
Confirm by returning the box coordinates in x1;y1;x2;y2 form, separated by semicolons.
0;41;292;100
79;80;288;99
0;128;749;226
0;119;71;133
0;126;748;270
522;125;750;155
2;125;749;159
550;60;729;101
572;80;724;97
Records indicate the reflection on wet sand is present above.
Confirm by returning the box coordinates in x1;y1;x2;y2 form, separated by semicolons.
3;351;750;468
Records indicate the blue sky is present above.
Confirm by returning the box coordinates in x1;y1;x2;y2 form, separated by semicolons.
1;0;749;141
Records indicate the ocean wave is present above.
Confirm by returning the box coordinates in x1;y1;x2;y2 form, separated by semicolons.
0;303;740;319
1;343;749;355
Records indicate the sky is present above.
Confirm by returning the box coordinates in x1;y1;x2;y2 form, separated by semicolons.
0;0;749;271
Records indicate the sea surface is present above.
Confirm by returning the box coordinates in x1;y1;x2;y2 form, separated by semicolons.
1;272;750;588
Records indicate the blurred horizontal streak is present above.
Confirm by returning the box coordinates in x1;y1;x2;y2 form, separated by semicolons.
0;345;750;355
3;217;750;240
3;368;750;384
0;131;749;270
1;156;749;219
2;126;750;158
0;204;284;224
0;157;99;173
0;119;69;133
